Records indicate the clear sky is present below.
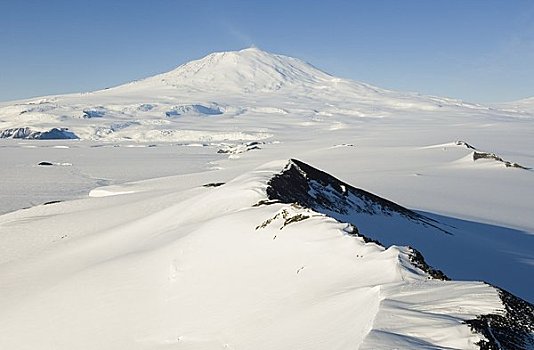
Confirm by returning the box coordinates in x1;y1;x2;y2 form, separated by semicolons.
1;0;533;103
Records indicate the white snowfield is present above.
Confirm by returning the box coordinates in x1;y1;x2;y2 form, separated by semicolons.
0;48;533;349
0;162;504;349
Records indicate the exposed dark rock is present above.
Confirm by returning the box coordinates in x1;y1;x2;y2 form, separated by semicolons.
466;287;534;350
266;159;451;234
282;213;309;227
43;200;62;205
264;159;451;275
345;223;383;246
253;199;280;207
255;208;311;230
262;159;533;347
217;141;264;155
408;247;450;280
264;160;449;279
203;182;225;188
455;140;530;170
456;140;477;150
473;151;531;170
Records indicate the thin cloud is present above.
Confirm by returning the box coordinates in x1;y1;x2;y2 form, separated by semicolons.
218;20;255;48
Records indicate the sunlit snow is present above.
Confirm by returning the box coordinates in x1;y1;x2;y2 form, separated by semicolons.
0;48;532;350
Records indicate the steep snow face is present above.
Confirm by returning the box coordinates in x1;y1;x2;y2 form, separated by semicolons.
2;159;527;350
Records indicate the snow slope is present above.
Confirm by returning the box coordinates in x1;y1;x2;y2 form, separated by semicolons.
0;48;533;349
498;96;534;114
1;160;530;350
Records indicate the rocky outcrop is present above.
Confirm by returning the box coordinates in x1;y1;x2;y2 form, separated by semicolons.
0;127;78;139
456;140;531;169
265;159;534;349
473;151;530;169
466;287;534;350
266;159;450;234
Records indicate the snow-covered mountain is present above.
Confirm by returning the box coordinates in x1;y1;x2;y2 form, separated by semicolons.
1;48;528;141
498;96;534;114
138;47;336;92
0;48;533;349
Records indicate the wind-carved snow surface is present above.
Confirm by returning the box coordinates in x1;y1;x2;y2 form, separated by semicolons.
1;159;532;350
1;48;534;349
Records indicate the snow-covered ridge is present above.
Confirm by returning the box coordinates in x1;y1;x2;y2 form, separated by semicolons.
497;96;534;114
262;159;534;300
0;156;532;349
455;140;531;169
265;159;452;234
262;159;534;348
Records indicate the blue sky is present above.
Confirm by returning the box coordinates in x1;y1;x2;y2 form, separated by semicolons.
1;0;533;103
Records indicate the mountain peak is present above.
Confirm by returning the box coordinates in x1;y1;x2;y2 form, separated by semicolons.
147;48;333;93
